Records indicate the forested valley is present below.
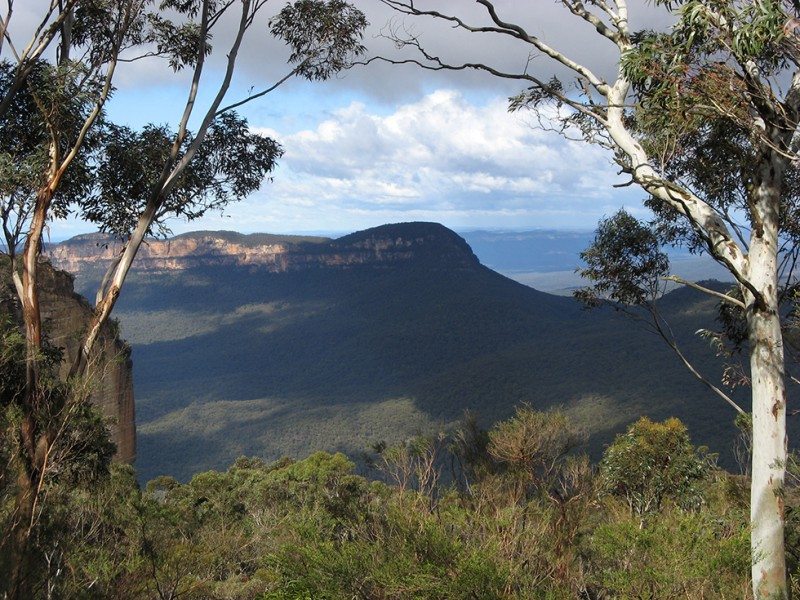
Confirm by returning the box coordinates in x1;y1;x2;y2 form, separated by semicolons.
5;0;800;597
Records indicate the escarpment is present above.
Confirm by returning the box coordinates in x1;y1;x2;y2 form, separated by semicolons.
31;222;480;467
49;222;481;278
0;258;136;463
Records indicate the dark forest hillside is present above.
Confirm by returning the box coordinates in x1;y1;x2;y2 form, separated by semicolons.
55;223;760;482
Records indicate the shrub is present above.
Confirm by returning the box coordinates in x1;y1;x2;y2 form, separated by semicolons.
600;417;711;516
487;406;584;500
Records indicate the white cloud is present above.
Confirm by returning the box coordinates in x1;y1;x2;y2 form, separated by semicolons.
16;0;671;239
52;90;646;238
210;89;641;232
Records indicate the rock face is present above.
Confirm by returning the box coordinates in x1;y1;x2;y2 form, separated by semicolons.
49;222;481;277
330;222;480;270
0;260;136;463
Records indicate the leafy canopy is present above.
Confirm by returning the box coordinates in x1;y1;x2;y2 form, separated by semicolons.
601;416;711;516
576;210;670;307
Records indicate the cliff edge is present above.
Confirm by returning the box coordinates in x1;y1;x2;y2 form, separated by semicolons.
0;257;136;463
49;222;481;277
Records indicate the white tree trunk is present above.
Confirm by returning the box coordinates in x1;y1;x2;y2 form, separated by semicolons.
748;177;788;599
749;293;787;599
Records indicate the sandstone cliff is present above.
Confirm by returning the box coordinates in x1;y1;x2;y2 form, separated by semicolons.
49;222;480;278
0;259;136;463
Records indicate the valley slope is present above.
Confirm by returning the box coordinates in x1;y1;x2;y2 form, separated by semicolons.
52;223;759;482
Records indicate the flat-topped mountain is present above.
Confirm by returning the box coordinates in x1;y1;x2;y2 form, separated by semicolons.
47;223;762;482
50;222;479;277
329;222;480;269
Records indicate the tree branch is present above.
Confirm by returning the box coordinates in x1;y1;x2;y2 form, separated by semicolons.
662;275;746;309
476;0;610;93
359;50;608;126
163;0;251;195
215;68;297;116
378;0;610;95
561;0;621;45
650;302;745;414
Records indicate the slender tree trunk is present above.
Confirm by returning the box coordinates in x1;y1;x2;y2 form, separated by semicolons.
6;185;54;600
71;200;157;377
6;470;34;600
748;163;788;599
21;188;49;397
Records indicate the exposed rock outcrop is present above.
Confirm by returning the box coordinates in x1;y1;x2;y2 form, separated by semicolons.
0;259;136;463
49;222;481;277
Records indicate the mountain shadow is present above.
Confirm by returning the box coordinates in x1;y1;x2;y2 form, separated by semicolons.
56;222;762;481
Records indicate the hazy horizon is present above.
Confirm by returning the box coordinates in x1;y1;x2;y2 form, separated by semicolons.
41;223;731;294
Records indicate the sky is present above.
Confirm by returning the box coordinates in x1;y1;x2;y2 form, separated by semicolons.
11;0;672;240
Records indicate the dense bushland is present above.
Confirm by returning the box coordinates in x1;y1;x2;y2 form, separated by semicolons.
1;400;785;599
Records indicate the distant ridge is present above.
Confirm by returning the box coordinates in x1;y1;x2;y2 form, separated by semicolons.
49;222;483;277
171;230;331;247
53;230;331;247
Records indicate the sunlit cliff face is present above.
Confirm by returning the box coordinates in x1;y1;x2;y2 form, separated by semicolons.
0;262;136;463
50;235;296;272
49;224;481;276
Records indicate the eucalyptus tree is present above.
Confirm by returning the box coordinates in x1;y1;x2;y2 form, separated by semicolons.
1;2;150;596
1;0;148;409
374;0;800;596
70;0;368;377
575;209;749;416
0;0;366;596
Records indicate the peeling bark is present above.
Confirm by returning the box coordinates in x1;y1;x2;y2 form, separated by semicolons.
747;155;788;599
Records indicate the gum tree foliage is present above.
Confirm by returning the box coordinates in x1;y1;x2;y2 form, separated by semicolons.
0;60;96;249
576;210;670;308
374;1;800;595
0;0;366;597
600;416;711;517
81;113;282;239
271;0;368;81
0;0;81;119
577;210;747;414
